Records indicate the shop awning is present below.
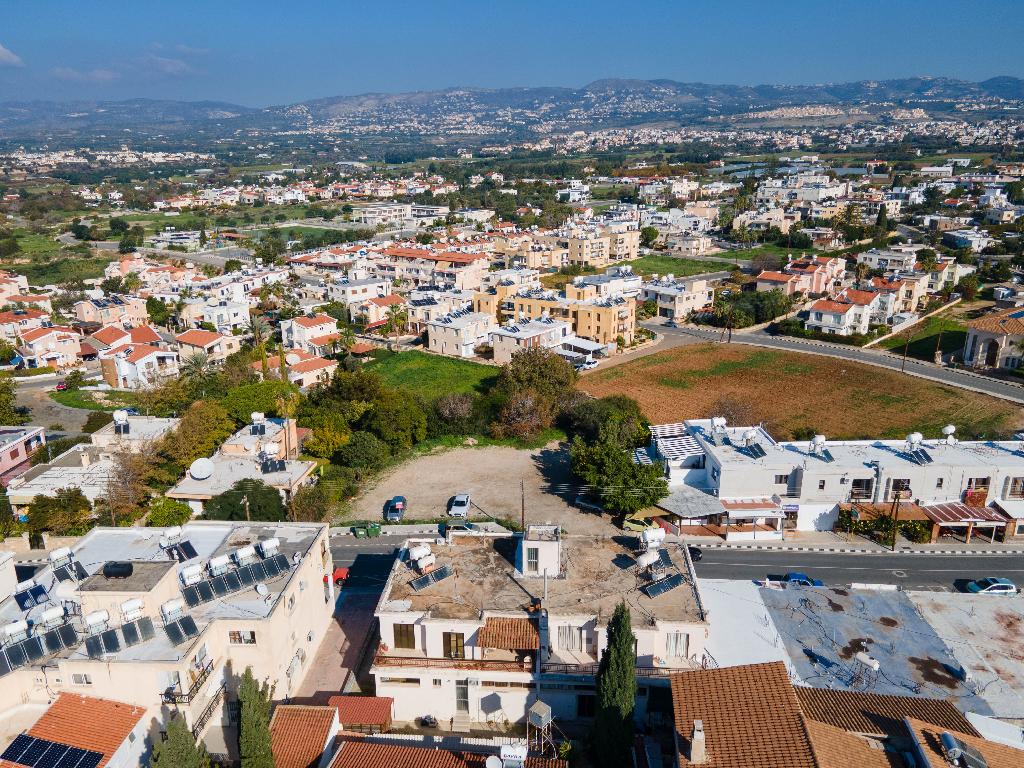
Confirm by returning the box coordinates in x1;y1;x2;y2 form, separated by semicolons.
721;498;785;519
922;503;1010;526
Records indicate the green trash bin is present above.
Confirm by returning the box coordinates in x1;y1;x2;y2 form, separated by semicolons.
366;523;382;538
353;526;368;538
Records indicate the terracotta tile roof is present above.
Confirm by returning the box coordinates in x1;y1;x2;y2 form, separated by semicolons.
906;718;1022;768
290;357;336;375
128;325;162;344
327;696;393;727
329;740;565;768
108;342;171;365
348;342;375;355
91;325;130;345
368;295;405;308
794;687;978;739
20;326;78;344
967;307;1024;335
757;271;797;283
270;705;337;768
292;313;338;329
804;719;901;768
840;289;880;306
177;328;224;347
0;694;146;768
0;309;47;324
671;662;817;768
477;617;540;650
809;299;856;315
309;332;342;346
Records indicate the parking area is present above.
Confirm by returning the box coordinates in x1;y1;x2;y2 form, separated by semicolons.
349;445;619;536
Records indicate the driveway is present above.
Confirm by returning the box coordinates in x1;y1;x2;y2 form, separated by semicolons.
350;444;619;536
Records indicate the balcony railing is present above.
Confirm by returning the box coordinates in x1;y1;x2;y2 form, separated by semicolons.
191;681;226;739
541;662;684;678
161;658;215;705
373;652;530;674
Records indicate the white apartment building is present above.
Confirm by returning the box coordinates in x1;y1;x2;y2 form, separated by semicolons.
0;522;335;751
372;526;709;727
99;343;180;389
425;311;496;358
642;418;1024;541
489;317;573;364
353;202;413;227
804;289;881;336
855;248;920;272
326;276;392;307
280;314;340;355
641;277;715;320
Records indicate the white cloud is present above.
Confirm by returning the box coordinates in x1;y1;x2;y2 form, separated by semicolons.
52;67;120;83
0;43;24;68
142;55;192;76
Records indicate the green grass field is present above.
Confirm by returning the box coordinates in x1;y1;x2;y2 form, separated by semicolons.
50;389;141;411
624;254;738;276
365;350;498;400
879;314;967;362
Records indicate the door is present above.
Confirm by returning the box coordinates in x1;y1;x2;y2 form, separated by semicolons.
455;680;469;713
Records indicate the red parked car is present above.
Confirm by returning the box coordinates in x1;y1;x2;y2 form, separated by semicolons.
332;567;349;586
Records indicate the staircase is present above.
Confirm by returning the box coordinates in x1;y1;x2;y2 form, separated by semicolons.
451;713;473;733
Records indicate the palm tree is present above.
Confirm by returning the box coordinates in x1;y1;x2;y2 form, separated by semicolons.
180;351;214;380
332;325;356;357
247;314;271;376
384;304;408;351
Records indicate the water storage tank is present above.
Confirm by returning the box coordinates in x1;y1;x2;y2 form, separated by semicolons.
408;544;431;562
102;562;133;579
120;599;144;623
641;527;665;548
636;550;660;570
415;554;436;571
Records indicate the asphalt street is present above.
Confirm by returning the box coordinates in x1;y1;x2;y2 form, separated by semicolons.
649;322;1024;404
327;534;1024;592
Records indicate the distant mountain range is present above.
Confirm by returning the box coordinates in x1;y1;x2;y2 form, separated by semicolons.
1;76;1022;147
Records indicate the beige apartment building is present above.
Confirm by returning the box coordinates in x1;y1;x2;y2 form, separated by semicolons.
0;522;335;749
563;227;640;269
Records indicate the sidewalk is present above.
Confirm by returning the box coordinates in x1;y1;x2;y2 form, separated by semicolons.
674;529;1024;555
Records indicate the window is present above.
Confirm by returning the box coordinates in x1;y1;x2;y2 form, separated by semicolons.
287;595;295;611
526;547;539;574
71;673;92;686
967;477;991;492
818;480;826;491
393;623;415;650
443;632;465;659
936;478;944;489
774;475;789;485
1016;522;1024;537
433;679;442;688
850;478;873;500
577;694;596;718
666;632;689;659
887;478;911;500
379;677;420;685
229;630;256;645
557;625;583;652
1008;477;1024;499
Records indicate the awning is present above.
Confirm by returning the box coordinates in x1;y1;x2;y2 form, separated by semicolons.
561;337;607;353
993;499;1024;520
721;498;785;519
842;502;929;522
922;503;1010;526
477;617;540;650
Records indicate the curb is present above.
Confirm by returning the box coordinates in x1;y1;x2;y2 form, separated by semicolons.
687;542;1024;555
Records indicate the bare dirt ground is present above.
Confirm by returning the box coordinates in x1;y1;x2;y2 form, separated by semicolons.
349;444;618;536
16;382;88;432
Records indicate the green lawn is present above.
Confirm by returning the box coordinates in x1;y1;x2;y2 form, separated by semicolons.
365;350;498;400
50;389;141;412
879;314;967;362
623;254;738;276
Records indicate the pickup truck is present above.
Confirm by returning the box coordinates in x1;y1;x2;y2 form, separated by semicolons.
766;572;824;587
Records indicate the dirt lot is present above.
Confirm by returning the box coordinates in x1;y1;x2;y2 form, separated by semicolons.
349;444;618;536
579;343;1021;440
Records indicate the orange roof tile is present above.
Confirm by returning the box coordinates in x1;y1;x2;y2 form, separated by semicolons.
270;705;336;768
91;326;130;345
368;295;405;308
329;740;565;768
20;326;79;344
176;329;224;347
809;299;856;315
0;309;47;324
757;271;797;283
292;314;338;329
6;694;146;768
289;357;336;375
803;719;901;768
309;332;341;346
327;696;393;727
967;306;1024;335
794;687;977;739
127;326;161;344
905;719;1022;768
476;617;540;650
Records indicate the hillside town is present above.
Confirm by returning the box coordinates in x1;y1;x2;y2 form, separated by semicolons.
3;3;1024;766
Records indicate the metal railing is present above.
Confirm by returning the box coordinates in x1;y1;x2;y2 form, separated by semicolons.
540;662;682;678
191;681;226;739
373;652;529;674
161;659;214;705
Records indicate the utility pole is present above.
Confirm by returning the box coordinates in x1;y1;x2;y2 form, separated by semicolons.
901;330;914;373
520;479;525;532
243;494;251;523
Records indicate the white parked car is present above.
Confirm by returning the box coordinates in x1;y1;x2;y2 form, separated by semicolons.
448;493;471;518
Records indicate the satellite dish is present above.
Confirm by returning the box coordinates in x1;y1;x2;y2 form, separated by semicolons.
189;457;214;480
942;424;956;436
255;583;269;597
113;410;129;425
285;353;301;365
485;758;503;768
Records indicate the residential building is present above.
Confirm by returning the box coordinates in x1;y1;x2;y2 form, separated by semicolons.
0;425;46;484
481;287;635;349
757;254;846;296
280;314;340;355
176;329;242;364
256;350;339;390
353;202;413;227
17;325;82;370
99;343;180;389
732;207;802;234
406;288;475;333
925;258;976;292
641;277;715;320
0;308;48;344
89;415;180;454
426;311;496;358
74;295;149;328
665;232;714;256
854;248;918;273
963;307;1024;369
489;317;574;364
354;294;407;333
326;276;392;307
942;227;995;252
372;526;708;725
804;288;881;336
0;521;335;750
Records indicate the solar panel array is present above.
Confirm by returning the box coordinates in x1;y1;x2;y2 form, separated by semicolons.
0;734;103;768
818;448;835;463
641;573;684;599
80;617;157;660
164;615;199;646
260;459;286;474
409;564;453;592
745;443;768;459
905;448;933;466
52;562;89;583
181;554;291;608
14;585;48;611
164;541;199;563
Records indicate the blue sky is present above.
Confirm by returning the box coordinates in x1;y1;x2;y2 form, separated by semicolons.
1;0;1023;106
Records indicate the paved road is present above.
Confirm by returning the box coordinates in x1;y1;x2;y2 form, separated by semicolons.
691;548;1024;590
330;538;398;590
647;322;1024;404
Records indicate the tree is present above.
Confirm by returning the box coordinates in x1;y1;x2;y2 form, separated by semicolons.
122;272;142;293
103;449;156;525
917;248;938;272
146;497;193;527
335;430;391;473
238;667;275;768
150;714;210;768
205;480;285;522
563;396;648;449
289;484;330;522
160;400;235;468
639;226;659;248
221;380;297;424
0;378;25;426
383;302;408;349
117;235;137;254
247;314;271;375
570;432;668;514
491;389;553;440
592;601;637;768
180;351;216;383
147;296;170;326
359;393;426;451
302;411;352;459
108;217;129;236
956;274;980;300
496;348;577;408
223;258;243;274
27;488;92;536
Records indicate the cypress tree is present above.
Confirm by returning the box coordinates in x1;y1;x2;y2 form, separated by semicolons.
238;666;275;768
591;601;637;768
150;714;210;768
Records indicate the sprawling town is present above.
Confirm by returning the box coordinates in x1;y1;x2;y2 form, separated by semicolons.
1;6;1024;768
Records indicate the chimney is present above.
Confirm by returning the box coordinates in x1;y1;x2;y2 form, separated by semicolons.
690;720;707;764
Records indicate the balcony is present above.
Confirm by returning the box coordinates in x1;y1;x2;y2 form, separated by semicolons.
373;644;531;674
191;681;226;739
541;661;687;678
161;658;215;705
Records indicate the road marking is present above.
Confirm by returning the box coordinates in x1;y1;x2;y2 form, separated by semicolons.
892;570;907;578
